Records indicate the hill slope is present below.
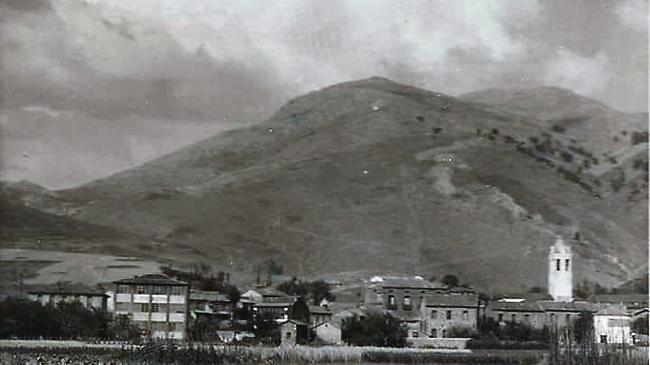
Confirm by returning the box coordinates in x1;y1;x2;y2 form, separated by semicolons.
16;78;648;293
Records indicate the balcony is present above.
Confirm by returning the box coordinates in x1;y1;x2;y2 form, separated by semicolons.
169;313;185;322
151;295;168;304
169;295;185;304
150;312;167;322
116;294;131;303
133;294;150;303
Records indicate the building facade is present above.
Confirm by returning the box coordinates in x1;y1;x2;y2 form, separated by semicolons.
113;274;189;340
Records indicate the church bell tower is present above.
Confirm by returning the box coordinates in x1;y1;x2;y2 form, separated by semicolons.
548;237;573;302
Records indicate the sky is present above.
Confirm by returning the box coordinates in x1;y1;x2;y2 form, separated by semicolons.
1;0;648;189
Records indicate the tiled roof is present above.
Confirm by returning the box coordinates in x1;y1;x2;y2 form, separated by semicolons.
423;294;478;308
113;274;187;286
496;293;554;302
254;302;292;308
588;294;649;306
595;307;630;316
489;301;545;312
537;301;602;312
28;283;108;297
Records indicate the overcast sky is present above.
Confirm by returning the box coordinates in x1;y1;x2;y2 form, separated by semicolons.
1;0;647;189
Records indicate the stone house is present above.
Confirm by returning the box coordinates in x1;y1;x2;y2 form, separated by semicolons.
419;293;479;338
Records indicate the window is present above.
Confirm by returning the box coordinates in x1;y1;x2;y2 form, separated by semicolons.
403;296;411;309
498;313;504;322
600;335;607;344
511;313;516;321
446;310;452;320
524;314;530;323
442;329;447;338
550;313;555;321
412;331;419;338
118;285;129;294
556;259;561;271
462;310;469;320
566;314;571;322
137;285;145;294
151;303;159;312
141;303;149;312
431;329;437;338
565;259;570;271
388;295;396;308
431;310;438;319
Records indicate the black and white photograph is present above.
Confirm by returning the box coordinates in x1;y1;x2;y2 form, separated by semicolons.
0;1;648;364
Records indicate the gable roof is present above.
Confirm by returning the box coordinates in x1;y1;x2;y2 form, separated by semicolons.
423;294;478;308
595;307;631;317
489;300;545;313
309;305;333;315
28;283;108;297
538;301;602;312
588;294;648;307
113;274;187;286
189;290;229;302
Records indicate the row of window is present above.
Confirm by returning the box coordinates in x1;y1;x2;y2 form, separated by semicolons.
430;309;470;320
497;312;572;322
387;295;417;309
117;285;185;295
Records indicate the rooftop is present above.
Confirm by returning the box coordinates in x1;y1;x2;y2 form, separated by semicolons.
588;294;649;306
424;294;479;308
369;276;444;289
28;283;108;297
113;274;188;286
189;290;230;302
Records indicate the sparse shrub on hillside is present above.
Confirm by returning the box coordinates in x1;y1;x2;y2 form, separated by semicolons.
490;128;499;135
621;130;628;136
476;128;482;136
431;127;442;134
613;135;619;142
582;159;592;169
631;131;649;145
415;115;425;122
607;156;618;164
610;170;626;192
529;136;539;144
442;274;460;287
560;151;574;163
557;166;582;185
633;158;648;171
552;124;566;133
503;135;516;144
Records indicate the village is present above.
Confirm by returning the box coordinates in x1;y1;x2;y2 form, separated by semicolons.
2;237;647;353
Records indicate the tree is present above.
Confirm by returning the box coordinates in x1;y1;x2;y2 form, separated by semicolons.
572;311;593;343
442;274;459;288
342;313;408;347
252;312;280;345
632;316;649;335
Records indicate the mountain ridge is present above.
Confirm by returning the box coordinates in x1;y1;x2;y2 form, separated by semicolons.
3;78;647;293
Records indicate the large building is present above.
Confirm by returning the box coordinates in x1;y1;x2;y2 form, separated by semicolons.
113;274;189;340
27;283;108;311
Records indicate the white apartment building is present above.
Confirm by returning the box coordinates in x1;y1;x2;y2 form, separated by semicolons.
113;274;189;340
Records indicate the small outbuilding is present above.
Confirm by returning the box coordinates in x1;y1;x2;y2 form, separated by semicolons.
593;307;632;344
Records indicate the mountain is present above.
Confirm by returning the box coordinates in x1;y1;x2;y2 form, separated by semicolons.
7;78;648;293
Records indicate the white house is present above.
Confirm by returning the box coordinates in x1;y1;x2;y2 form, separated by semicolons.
593;307;632;344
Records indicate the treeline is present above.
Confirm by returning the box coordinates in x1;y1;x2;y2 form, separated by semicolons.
342;313;408;347
160;266;240;303
276;278;334;305
0;299;111;340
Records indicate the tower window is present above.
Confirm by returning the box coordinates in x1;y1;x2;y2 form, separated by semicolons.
565;259;570;271
556;259;561;271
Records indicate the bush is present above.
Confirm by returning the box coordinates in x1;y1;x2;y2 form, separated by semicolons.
631;131;649;145
342;313;408;347
552;124;566;133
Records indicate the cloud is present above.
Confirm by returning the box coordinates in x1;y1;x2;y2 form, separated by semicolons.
616;0;649;32
543;50;611;96
0;0;646;188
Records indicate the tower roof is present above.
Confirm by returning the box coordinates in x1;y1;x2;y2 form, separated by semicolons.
550;236;571;254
